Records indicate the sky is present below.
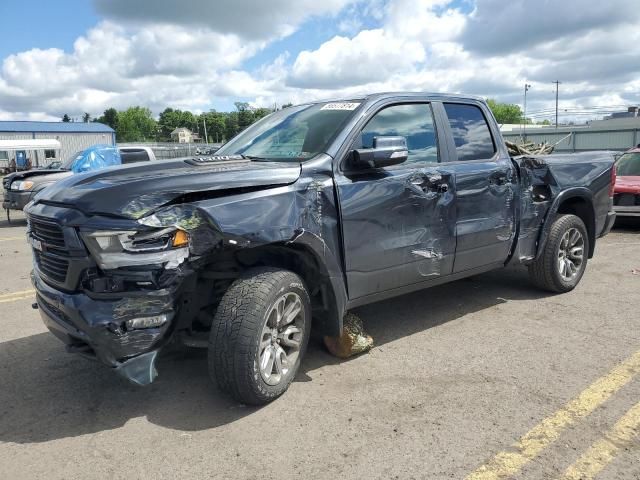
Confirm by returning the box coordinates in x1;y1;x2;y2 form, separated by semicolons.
0;0;639;123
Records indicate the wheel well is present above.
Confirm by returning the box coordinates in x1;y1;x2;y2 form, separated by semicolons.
189;244;340;336
557;197;596;257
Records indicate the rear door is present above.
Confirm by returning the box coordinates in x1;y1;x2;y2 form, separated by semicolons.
438;102;516;272
335;101;456;300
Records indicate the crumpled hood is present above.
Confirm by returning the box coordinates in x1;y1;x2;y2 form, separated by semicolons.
33;157;302;219
615;176;640;194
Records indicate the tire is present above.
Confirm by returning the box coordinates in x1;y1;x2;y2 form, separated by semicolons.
528;214;589;293
209;267;311;405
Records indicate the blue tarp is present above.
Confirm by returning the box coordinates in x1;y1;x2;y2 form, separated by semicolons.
70;144;121;173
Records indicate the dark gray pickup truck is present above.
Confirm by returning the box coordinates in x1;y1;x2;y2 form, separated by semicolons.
25;93;616;404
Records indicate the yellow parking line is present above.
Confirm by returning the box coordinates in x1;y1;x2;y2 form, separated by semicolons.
466;349;640;480
560;400;640;480
0;289;35;303
0;294;34;304
0;236;25;242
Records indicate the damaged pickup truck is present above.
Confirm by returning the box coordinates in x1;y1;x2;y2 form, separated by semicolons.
25;93;617;405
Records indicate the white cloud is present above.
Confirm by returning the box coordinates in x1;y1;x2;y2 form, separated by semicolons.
94;0;357;41
0;0;639;122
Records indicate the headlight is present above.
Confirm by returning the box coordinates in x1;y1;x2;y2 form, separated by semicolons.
80;228;190;270
11;180;34;191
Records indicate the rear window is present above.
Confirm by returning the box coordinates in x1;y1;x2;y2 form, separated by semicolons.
120;149;151;164
444;103;496;161
616;152;640;176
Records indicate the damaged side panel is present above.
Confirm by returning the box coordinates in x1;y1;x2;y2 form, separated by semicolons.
511;156;555;263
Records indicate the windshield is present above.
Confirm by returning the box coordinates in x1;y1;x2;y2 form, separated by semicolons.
616;152;640;176
215;101;362;161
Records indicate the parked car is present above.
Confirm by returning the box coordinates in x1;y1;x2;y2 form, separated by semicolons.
25;93;616;405
612;147;640;218
3;145;158;215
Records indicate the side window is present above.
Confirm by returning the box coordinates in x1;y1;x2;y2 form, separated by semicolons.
443;103;496;161
360;103;438;165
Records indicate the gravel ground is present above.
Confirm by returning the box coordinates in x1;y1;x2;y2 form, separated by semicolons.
0;208;638;480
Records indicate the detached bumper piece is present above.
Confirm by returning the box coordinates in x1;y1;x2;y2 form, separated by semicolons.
32;271;174;385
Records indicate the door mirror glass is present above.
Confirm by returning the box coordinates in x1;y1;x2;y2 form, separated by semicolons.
352;136;409;169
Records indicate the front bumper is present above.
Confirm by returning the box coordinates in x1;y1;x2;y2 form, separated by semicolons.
32;269;176;385
2;189;33;211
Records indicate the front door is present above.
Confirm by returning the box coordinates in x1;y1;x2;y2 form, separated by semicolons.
335;102;456;300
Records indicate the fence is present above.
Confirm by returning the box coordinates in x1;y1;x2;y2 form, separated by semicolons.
502;128;640;153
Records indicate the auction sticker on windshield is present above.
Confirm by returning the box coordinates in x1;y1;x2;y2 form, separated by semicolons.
321;102;360;110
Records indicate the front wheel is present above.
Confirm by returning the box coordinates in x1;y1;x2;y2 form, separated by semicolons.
528;214;589;293
209;268;311;405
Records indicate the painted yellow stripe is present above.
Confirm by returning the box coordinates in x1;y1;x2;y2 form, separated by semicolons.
0;289;35;303
0;294;34;304
466;349;640;480
560;400;640;480
0;236;25;242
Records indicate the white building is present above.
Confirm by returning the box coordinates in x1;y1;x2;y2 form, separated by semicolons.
170;127;201;143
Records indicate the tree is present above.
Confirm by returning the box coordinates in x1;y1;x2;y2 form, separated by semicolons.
82;112;91;123
225;111;239;141
95;108;118;131
158;108;199;141
201;110;227;143
62;114;70;122
116;106;157;142
486;99;523;124
538;119;551;126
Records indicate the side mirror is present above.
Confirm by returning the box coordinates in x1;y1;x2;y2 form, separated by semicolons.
352;136;409;169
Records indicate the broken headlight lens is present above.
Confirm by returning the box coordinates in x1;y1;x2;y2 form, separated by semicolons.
80;229;190;270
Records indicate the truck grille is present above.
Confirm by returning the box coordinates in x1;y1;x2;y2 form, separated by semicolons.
29;216;67;248
613;193;640;206
34;250;69;283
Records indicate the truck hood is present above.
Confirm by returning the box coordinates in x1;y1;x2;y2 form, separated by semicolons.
33;156;302;219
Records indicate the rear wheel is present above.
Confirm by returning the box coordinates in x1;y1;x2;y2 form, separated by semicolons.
528;214;589;293
209;268;311;405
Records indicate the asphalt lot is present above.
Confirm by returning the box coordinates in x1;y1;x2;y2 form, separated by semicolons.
0;208;638;480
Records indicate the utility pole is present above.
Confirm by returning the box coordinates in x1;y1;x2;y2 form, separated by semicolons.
553;80;562;129
203;116;208;144
523;83;531;141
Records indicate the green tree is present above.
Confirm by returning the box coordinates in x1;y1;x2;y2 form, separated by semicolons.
486;99;524;124
62;114;71;122
537;119;551;125
82;112;91;123
95;108;118;131
225;111;239;140
253;107;273;121
116;106;157;142
158;108;199;141
201;110;227;143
